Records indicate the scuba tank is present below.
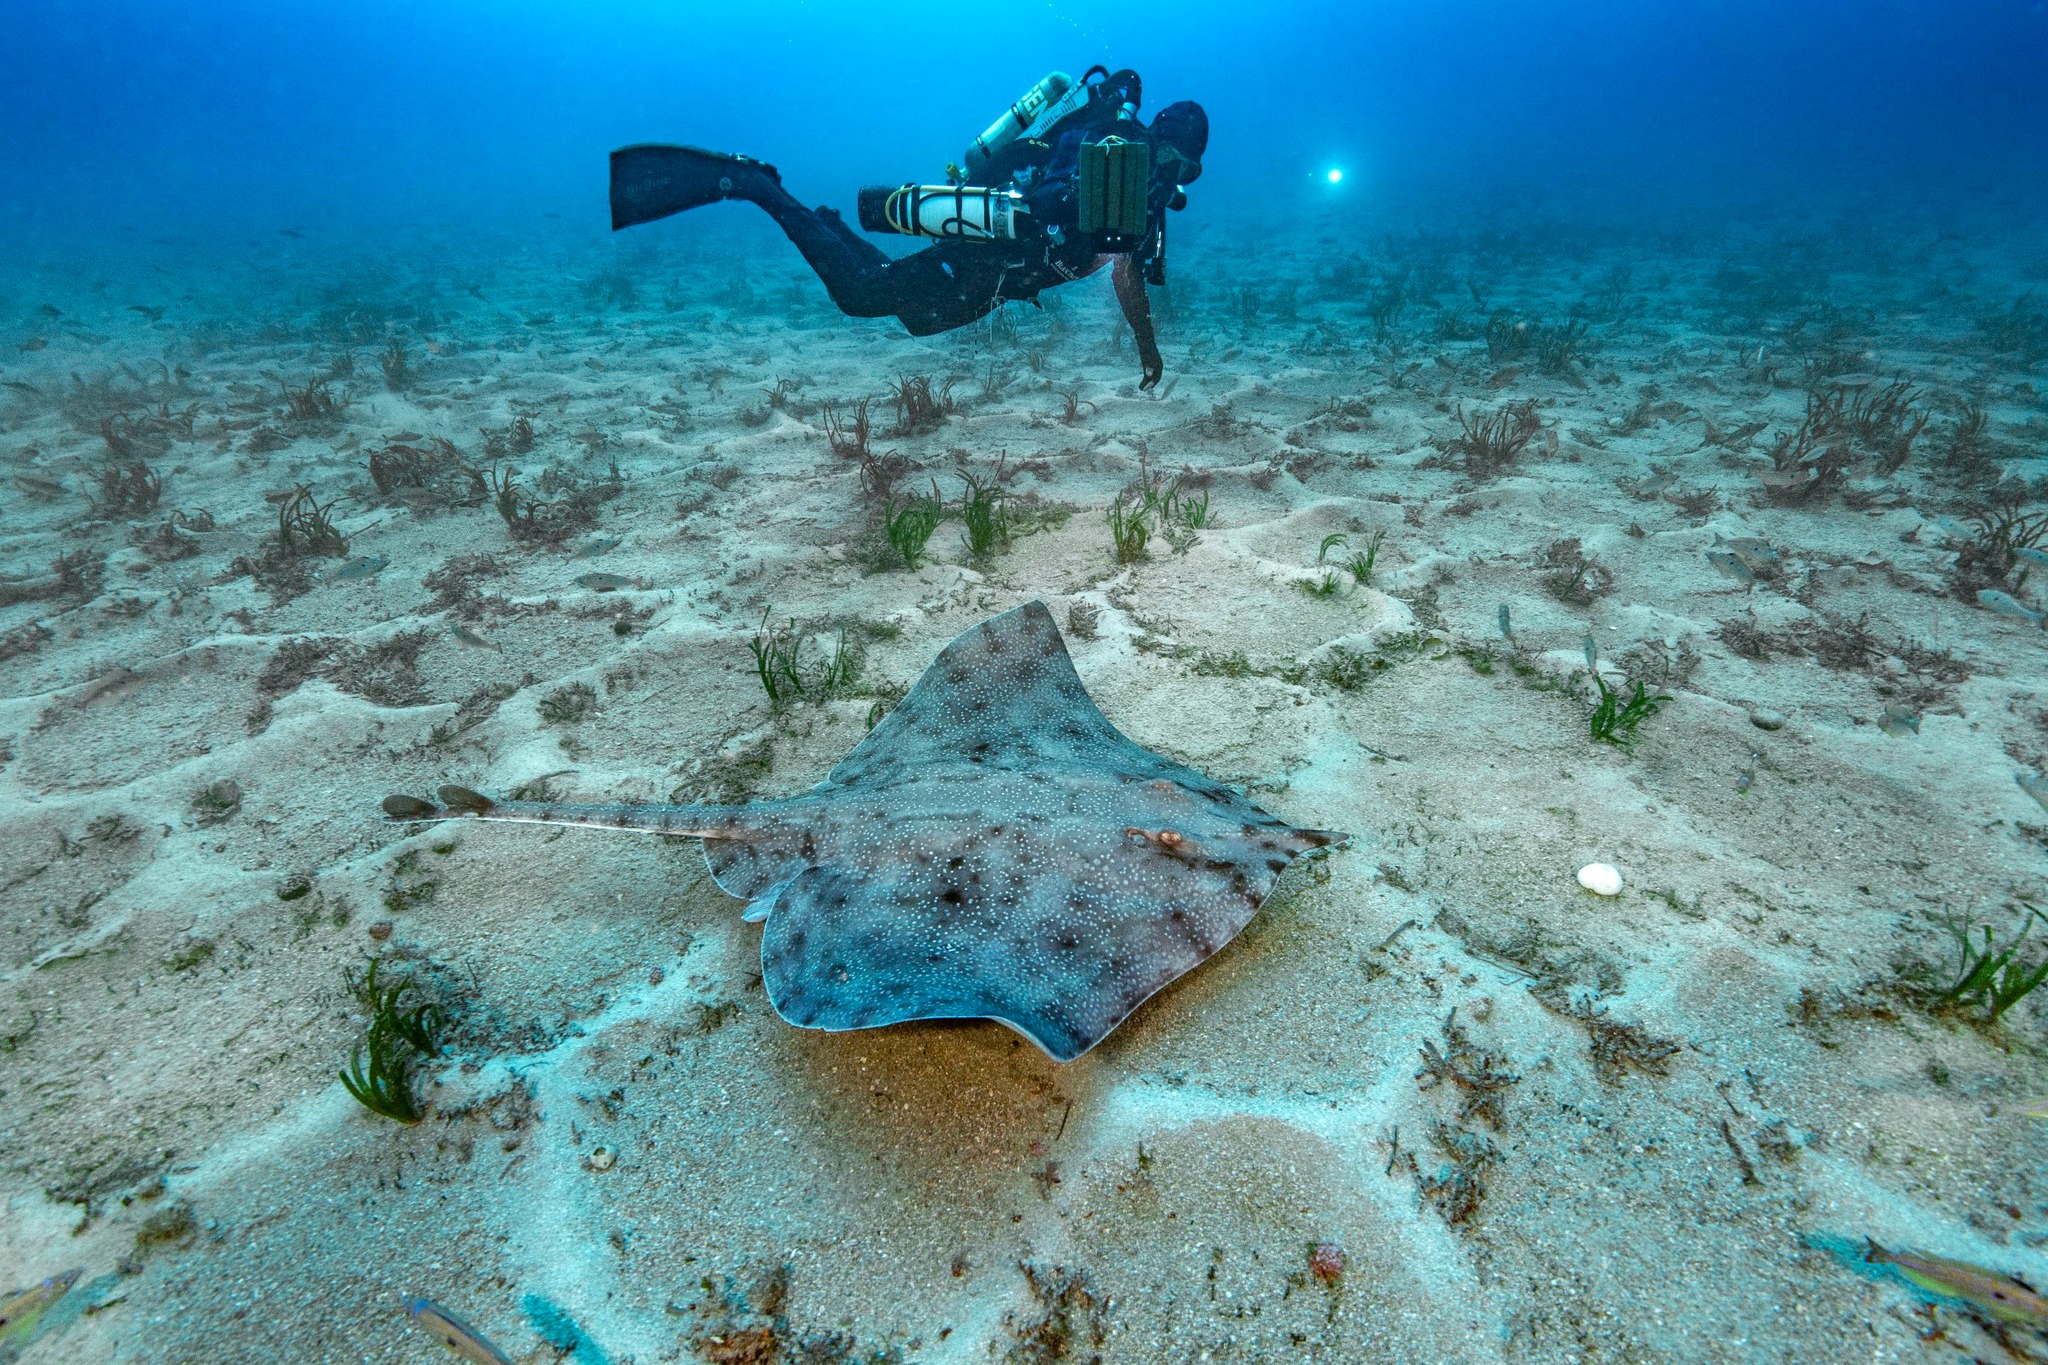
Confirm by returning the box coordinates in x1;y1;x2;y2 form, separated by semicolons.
857;183;1029;242
962;71;1094;179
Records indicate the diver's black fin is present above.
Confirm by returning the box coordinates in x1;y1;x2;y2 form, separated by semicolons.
609;144;781;230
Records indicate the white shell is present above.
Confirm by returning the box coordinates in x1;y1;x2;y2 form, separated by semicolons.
1576;862;1623;896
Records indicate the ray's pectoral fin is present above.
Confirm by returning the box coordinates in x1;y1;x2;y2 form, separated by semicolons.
759;865;1103;1063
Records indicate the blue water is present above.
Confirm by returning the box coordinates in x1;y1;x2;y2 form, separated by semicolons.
8;0;2045;254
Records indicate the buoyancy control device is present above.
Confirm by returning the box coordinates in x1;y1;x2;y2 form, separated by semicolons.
856;183;1029;241
962;71;1096;179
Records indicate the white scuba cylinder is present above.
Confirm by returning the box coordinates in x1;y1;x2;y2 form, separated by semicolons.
862;184;1028;242
963;71;1088;176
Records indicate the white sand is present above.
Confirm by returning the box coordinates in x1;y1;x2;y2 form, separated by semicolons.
2;213;2046;1362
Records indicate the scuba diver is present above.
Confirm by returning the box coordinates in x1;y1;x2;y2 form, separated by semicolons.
608;67;1207;391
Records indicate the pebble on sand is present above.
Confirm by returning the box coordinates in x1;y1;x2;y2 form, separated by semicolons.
1577;863;1623;896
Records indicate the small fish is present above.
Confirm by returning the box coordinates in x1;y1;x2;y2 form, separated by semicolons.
405;1297;513;1365
1735;752;1758;794
2016;771;2048;812
2016;545;2048;568
450;624;501;653
1712;534;1778;561
1878;703;1920;738
33;304;61;319
1497;603;1513;640
2;380;40;395
2016;1097;2048;1118
0;1267;82;1343
1635;470;1678;497
390;430;425;442
1976;589;2044;623
571;536;621;559
1864;1239;2048;1328
1706;548;1757;584
20;337;46;352
332;554;388;581
127;304;165;322
277;227;306;239
1582;635;1599;673
11;470;67;497
575;572;635;592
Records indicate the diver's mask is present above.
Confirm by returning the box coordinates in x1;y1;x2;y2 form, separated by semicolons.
1155;144;1202;191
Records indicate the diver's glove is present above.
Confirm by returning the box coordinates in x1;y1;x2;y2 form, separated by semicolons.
1136;337;1163;391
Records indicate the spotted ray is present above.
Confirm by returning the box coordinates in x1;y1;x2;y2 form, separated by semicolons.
382;601;1347;1061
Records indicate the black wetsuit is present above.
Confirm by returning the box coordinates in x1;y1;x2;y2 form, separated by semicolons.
743;70;1184;382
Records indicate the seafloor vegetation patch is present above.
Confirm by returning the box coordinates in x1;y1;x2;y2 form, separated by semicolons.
537;680;598;724
225;483;351;602
1426;399;1543;480
489;462;622;546
1893;905;2048;1027
1106;464;1207;564
369;436;486;509
890;372;956;436
339;958;445;1125
676;1260;917;1364
248;630;433;732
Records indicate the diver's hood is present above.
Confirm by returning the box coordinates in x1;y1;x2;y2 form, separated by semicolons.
1150;101;1208;183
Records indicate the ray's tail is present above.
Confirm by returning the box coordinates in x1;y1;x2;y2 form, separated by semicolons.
382;786;748;839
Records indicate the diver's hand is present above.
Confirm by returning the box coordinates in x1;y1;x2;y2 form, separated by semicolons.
1138;351;1163;391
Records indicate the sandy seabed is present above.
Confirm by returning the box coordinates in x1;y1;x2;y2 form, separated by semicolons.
3;208;2048;1363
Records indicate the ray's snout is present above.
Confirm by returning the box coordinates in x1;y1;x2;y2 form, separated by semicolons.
382;786;495;822
382;793;444;821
